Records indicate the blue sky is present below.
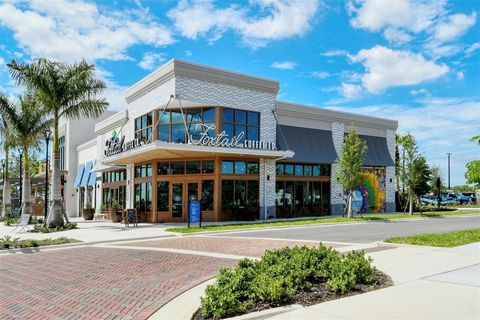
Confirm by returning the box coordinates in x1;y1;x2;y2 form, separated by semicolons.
0;0;478;186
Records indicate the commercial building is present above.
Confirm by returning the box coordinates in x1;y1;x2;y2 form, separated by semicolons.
73;59;397;222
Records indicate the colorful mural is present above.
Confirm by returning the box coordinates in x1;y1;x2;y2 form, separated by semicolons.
348;167;386;214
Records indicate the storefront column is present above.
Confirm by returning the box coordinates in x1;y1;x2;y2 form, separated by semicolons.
259;158;276;220
125;164;134;209
386;129;396;212
331;122;344;215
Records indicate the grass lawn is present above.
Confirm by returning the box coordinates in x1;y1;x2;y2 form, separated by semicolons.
384;229;480;247
166;210;480;234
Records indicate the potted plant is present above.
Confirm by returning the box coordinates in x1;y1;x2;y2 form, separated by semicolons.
110;201;122;222
82;203;95;220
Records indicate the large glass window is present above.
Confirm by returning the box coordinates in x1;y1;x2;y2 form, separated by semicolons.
277;163;331;177
156;160;215;175
171;161;185;175
201;180;214;211
135;182;152;213
135;113;153;144
275;180;331;217
135;164;152;178
157;107;217;143
157;181;169;212
202;160;215;173
102;169;126;183
222;160;259;175
186;161;201;174
221;179;259;220
221;108;260;144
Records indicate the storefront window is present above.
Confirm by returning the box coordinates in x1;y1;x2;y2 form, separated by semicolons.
135;164;152;178
247;162;259;174
222;160;259;175
202;160;215;173
158;107;217;143
285;164;294;176
276;163;284;175
222;160;234;174
157;162;170;175
201;180;214;211
134;113;153;144
187;161;201;174
276;180;330;217
222;108;260;143
222;179;259;220
235;161;246;175
157;181;169;211
277;163;331;177
171;161;185;175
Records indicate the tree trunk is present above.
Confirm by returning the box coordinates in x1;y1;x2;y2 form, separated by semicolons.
409;193;413;215
20;146;33;216
46;116;65;227
347;191;353;219
2;180;11;217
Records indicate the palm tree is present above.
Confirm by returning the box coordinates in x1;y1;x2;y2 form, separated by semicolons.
0;93;14;217
0;93;52;216
8;58;108;227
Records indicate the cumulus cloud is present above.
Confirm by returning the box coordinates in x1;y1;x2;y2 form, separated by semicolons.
0;0;174;63
168;0;320;47
456;71;465;80
138;52;167;70
340;83;362;100
433;12;477;43
271;61;297;70
351;45;449;94
383;27;412;44
327;97;480;185
410;88;430;96
311;71;330;79
321;49;349;57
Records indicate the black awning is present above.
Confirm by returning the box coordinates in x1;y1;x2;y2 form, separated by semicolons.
277;125;338;163
359;135;395;167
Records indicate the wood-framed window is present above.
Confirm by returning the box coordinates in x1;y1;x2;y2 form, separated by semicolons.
156;160;215;175
276;162;331;177
221;108;260;144
221;160;259;175
135;112;153;144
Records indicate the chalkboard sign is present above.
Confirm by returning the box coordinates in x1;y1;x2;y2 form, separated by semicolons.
124;208;137;227
188;200;201;228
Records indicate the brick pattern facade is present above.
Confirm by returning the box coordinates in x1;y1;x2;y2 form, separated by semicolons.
259;159;277;219
331;122;344;214
386;129;397;209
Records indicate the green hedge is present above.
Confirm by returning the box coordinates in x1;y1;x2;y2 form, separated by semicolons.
0;236;80;250
200;245;375;319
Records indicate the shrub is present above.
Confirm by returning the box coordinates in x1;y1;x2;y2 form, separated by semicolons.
3;216;19;226
200;245;376;319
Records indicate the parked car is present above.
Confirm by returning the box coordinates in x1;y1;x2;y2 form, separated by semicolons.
420;195;438;206
448;193;471;205
441;196;458;206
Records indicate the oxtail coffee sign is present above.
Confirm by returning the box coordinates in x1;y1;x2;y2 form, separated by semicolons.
105;134;142;157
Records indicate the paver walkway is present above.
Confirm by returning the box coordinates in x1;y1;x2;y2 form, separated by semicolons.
0;246;234;320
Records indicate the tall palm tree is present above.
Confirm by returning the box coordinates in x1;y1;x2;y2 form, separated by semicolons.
0;93;14;217
0;93;52;216
8;58;108;227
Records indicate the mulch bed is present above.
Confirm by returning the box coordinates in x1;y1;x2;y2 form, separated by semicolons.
192;270;393;320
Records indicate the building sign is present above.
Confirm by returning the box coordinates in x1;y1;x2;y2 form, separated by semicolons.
104;130;142;157
189;124;276;150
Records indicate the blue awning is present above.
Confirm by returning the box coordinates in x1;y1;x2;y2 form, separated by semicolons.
79;162;93;187
73;165;85;188
87;161;98;186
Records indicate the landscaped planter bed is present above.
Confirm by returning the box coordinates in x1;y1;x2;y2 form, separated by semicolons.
193;245;392;320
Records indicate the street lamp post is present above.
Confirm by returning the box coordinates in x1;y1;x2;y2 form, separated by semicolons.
44;129;52;222
18;148;23;214
446;153;452;190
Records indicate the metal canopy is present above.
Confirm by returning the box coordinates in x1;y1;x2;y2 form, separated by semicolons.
276;125;338;163
360;135;395;167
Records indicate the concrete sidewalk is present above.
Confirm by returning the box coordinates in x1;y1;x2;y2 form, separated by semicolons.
270;243;480;320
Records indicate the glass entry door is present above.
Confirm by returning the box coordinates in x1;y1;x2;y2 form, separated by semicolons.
172;183;183;218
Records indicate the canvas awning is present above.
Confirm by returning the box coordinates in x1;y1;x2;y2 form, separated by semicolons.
359;135;395;167
79;162;93;187
87;161;98;186
276;125;338;163
73;165;85;188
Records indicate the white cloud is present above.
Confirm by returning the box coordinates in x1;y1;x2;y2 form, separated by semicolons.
383;27;412;44
433;12;477;43
351;45;449;94
138;52;167;70
271;61;297;70
456;71;465;80
185;50;192;57
311;71;330;79
340;83;362;100
321;50;348;57
168;0;320;47
347;0;446;33
0;0;174;63
327;97;480;186
466;42;480;55
410;88;430;96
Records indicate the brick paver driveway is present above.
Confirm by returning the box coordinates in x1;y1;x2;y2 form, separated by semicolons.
120;236;346;257
0;247;234;320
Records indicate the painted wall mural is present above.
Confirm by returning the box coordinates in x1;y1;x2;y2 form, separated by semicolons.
348;167;386;214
